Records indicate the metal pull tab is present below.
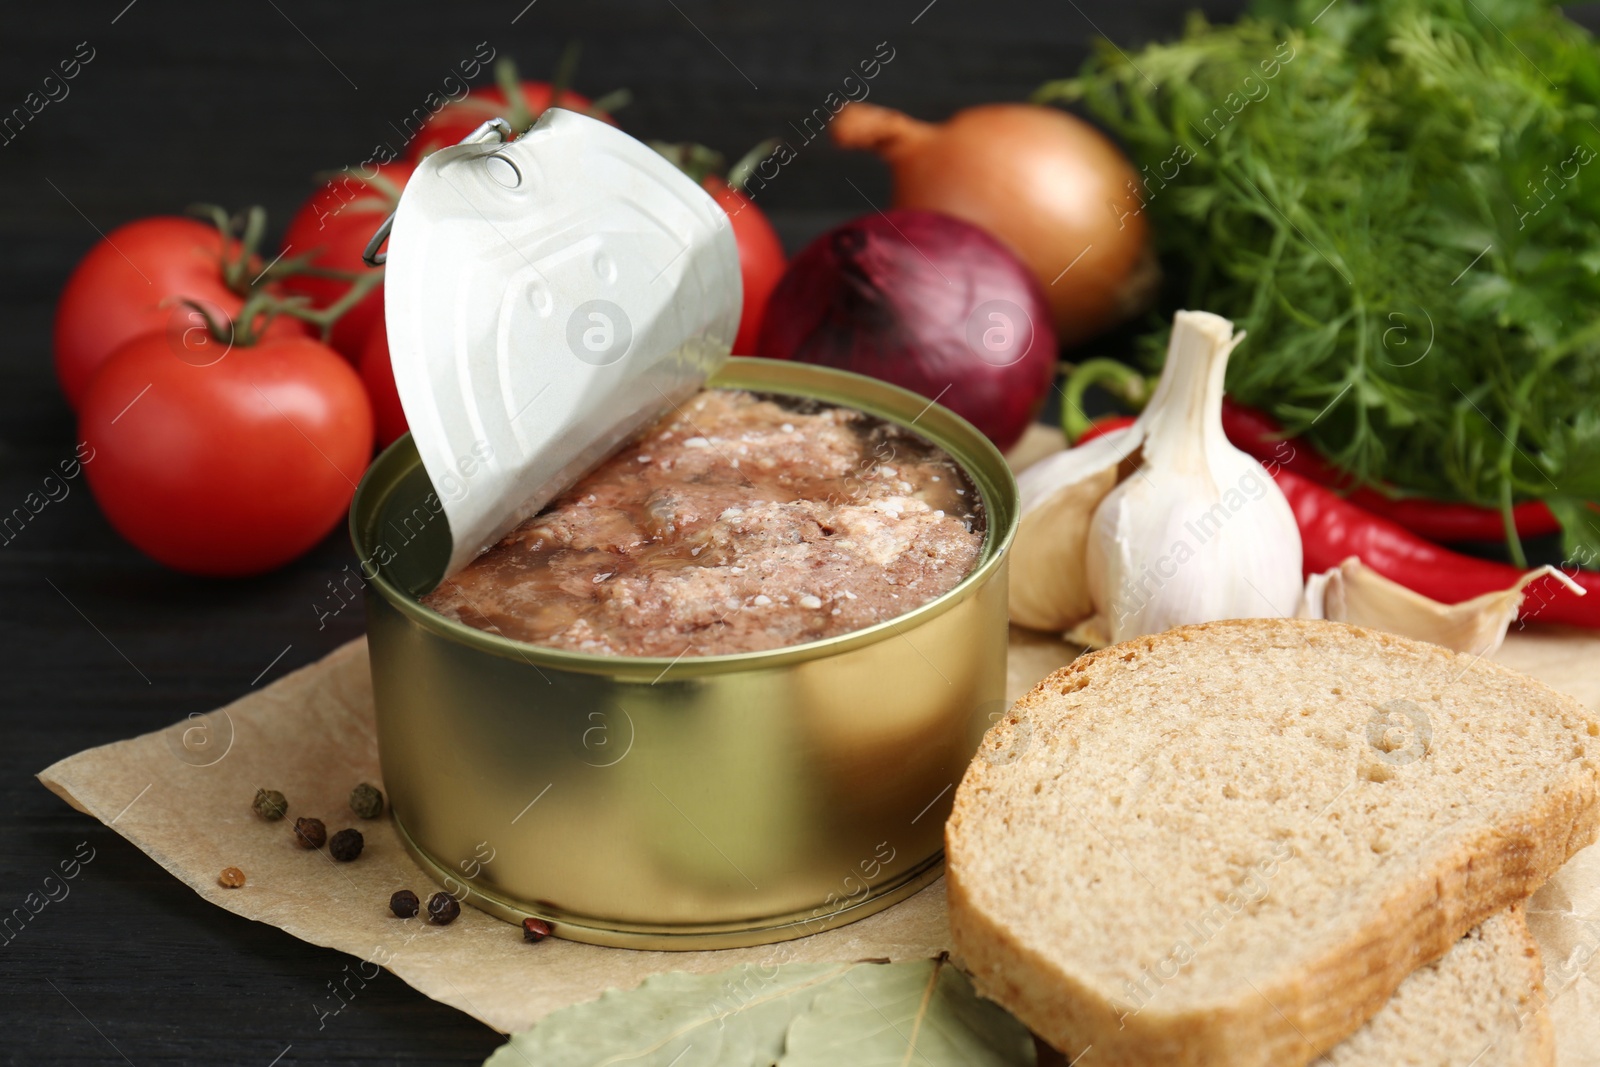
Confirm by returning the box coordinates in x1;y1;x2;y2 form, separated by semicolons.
362;118;516;268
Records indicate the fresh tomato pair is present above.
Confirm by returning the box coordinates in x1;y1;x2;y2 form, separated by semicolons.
56;215;373;577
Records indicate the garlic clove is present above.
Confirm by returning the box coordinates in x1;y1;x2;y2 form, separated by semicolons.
1296;568;1335;621
1064;613;1112;650
1085;311;1303;643
1300;556;1586;657
1009;425;1144;632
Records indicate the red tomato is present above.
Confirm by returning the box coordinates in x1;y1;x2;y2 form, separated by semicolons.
79;330;373;576
407;83;610;160
702;177;786;356
1075;414;1137;444
281;161;413;361
359;303;408;448
54;217;307;410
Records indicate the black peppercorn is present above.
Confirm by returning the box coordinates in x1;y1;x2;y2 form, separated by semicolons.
293;817;327;850
522;917;552;943
349;783;384;820
389;889;419;918
427;892;461;925
253;788;288;821
329;828;364;862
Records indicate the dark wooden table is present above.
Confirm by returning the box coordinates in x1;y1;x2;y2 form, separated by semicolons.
0;0;1235;1061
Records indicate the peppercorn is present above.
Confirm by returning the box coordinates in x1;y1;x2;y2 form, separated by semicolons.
218;866;246;888
427;892;461;925
329;828;364;862
390;889;420;918
253;788;288;821
293;817;327;849
349;783;384;820
521;917;552;943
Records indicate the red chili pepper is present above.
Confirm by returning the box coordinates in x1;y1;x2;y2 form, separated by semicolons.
1272;467;1599;629
1221;400;1561;542
1073;414;1137;445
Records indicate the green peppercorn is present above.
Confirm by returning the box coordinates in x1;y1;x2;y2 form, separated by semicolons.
253;788;288;821
349;782;384;820
427;892;461;925
294;817;327;849
329;828;364;862
390;889;420;918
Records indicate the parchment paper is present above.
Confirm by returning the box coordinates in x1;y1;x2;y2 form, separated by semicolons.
35;424;1600;1057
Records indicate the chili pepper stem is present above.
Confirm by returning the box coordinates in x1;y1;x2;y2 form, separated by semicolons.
1059;358;1152;440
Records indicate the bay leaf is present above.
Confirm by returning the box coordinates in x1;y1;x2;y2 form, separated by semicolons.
485;958;1036;1067
484;961;850;1067
779;957;1036;1067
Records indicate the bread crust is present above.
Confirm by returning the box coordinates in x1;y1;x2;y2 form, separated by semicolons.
1503;907;1556;1067
947;618;1599;1067
1526;1003;1557;1067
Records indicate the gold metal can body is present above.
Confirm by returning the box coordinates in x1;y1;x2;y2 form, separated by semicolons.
350;359;1018;949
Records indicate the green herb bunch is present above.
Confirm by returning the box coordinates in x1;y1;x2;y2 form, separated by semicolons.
1043;0;1600;560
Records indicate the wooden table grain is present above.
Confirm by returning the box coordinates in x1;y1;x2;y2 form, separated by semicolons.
29;0;1585;1062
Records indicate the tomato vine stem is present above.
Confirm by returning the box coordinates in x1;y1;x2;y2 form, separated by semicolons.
179;266;383;348
189;203;271;296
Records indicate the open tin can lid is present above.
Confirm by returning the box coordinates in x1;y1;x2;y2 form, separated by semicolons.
377;109;741;577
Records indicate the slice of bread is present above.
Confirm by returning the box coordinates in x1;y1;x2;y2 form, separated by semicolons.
948;618;1598;1067
1327;905;1552;1067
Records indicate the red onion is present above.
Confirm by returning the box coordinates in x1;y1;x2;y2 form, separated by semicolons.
755;209;1056;451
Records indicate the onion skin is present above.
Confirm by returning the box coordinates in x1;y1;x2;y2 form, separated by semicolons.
831;102;1153;348
756;209;1057;452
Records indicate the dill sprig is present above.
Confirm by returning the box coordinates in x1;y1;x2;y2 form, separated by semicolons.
1044;0;1600;562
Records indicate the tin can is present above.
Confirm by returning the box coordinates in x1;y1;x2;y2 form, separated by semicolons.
350;357;1018;949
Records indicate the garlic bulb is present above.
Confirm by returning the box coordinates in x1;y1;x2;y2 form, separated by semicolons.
1299;556;1584;658
1088;313;1303;641
1010;310;1303;643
